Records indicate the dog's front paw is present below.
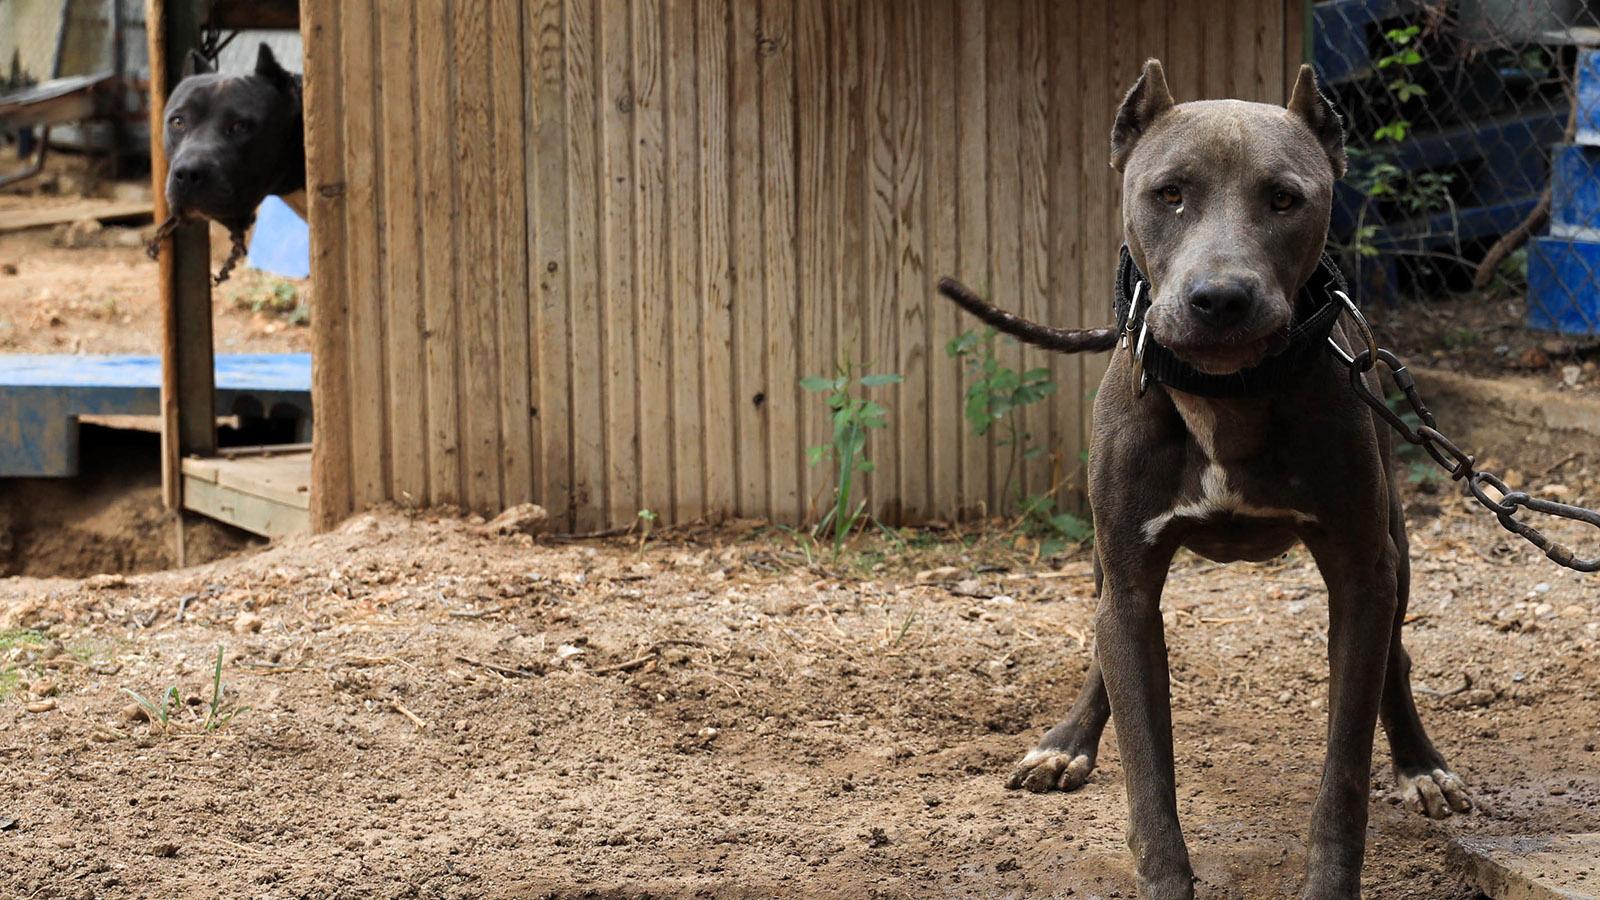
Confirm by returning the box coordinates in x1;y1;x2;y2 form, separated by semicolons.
1396;768;1473;819
1006;748;1095;793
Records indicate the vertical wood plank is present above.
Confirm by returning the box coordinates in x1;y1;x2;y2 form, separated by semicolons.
830;0;863;394
530;0;575;528
986;0;1021;515
340;0;388;509
861;0;896;518
794;0;832;521
1048;0;1078;491
491;0;533;506
1203;0;1230;98
1044;0;1085;512
302;0;353;527
1017;0;1051;504
730;0;767;517
697;0;737;520
760;0;800;522
601;0;641;526
1165;0;1202;99
1284;0;1305;98
377;0;427;506
147;0;217;510
925;0;960;520
634;0;673;520
953;0;988;517
417;0;461;507
567;0;606;528
891;0;928;521
453;0;502;513
1079;0;1114;460
1252;0;1285;103
666;0;705;520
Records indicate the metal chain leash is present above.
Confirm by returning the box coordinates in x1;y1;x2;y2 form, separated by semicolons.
1328;292;1600;573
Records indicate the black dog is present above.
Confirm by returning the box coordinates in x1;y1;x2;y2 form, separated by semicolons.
152;43;304;282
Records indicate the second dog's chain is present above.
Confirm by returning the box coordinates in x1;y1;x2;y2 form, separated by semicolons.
1329;295;1600;573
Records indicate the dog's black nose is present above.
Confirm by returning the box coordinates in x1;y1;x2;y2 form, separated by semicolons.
171;162;210;187
1187;280;1254;329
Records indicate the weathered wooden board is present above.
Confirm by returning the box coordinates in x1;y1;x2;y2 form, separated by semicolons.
0;200;153;233
305;0;1300;530
1453;833;1600;899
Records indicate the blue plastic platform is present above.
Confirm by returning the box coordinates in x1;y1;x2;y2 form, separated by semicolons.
0;353;312;477
246;195;310;279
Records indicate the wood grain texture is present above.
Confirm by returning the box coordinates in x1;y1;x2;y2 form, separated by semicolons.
759;0;800;522
566;0;606;529
377;0;428;506
454;0;504;512
304;0;1291;531
529;0;573;526
301;0;351;528
696;0;736;520
729;0;767;517
665;0;705;521
340;0;388;509
417;0;461;508
492;0;535;506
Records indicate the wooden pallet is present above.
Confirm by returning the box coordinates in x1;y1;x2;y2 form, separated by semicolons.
181;448;311;539
1453;832;1600;899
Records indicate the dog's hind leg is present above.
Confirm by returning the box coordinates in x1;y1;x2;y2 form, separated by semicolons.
1008;551;1112;793
1380;493;1474;819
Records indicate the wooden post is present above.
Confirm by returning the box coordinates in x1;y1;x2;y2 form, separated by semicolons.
146;0;216;512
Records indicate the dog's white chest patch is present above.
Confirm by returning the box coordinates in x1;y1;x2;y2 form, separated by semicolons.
1141;395;1316;543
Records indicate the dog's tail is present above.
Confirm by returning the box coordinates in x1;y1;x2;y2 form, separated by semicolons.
937;277;1118;353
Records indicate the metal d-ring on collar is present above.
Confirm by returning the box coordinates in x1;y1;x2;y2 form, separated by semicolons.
1326;289;1377;366
1122;280;1151;397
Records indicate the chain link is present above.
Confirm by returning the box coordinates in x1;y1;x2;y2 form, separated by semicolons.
1331;303;1600;573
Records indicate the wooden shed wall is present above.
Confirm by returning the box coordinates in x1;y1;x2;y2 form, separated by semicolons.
302;0;1303;531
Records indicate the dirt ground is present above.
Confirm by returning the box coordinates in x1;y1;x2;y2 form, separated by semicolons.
0;187;309;357
2;171;1599;898
0;413;1597;899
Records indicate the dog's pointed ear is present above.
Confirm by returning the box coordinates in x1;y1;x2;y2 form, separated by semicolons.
255;42;295;92
183;49;212;77
1287;64;1346;178
1110;59;1175;172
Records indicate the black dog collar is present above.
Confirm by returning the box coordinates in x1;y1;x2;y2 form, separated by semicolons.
1112;245;1349;398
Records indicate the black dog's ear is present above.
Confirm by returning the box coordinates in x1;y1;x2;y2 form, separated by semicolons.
255;43;296;92
1110;59;1175;172
1287;64;1346;178
183;49;213;77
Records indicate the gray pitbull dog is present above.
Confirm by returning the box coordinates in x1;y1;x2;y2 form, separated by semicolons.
162;43;305;233
940;60;1470;899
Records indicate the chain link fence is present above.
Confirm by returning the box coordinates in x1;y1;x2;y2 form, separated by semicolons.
1313;0;1600;337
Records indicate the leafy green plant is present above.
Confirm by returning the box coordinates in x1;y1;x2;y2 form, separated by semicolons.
232;278;310;326
1344;26;1458;262
947;328;1058;507
635;508;658;555
800;366;902;552
1019;492;1094;556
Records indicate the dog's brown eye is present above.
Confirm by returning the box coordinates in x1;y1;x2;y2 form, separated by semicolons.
168;115;184;130
1158;185;1183;206
1271;190;1298;211
227;120;253;137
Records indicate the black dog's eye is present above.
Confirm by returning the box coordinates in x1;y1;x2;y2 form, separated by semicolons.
1157;185;1183;207
167;115;185;131
1271;189;1299;212
226;119;255;137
